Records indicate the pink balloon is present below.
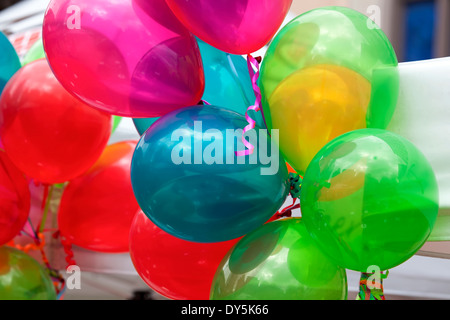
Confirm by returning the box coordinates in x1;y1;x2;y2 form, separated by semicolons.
165;0;293;55
42;0;205;118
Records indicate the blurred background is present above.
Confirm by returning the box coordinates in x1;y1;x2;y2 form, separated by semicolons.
291;0;450;62
0;0;449;300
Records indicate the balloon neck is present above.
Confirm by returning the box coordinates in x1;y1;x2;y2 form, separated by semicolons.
357;270;389;300
271;173;303;220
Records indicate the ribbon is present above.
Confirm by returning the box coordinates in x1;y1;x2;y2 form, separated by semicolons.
357;271;389;300
235;54;263;157
289;173;303;199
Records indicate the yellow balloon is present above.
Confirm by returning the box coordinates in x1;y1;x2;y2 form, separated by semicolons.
267;64;371;175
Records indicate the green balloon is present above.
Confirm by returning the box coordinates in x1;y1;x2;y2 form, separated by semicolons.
111;116;122;134
300;129;439;272
0;246;56;300
22;38;45;66
210;218;348;300
259;6;399;130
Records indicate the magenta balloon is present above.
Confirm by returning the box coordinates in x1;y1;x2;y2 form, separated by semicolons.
42;0;205;118
165;0;293;55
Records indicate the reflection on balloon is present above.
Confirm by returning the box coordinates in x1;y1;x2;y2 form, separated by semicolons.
165;0;293;55
132;37;264;136
129;211;239;300
197;39;263;128
259;6;399;175
43;0;204;117
0;246;56;300
0;59;111;184
131;105;289;243
58;141;140;253
210;218;348;300
268;64;371;174
301;129;439;272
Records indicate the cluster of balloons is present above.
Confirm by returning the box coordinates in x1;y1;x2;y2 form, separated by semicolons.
0;0;440;301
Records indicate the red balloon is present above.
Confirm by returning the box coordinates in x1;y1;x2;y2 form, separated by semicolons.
0;59;112;184
0;150;30;245
58;141;139;253
129;211;239;300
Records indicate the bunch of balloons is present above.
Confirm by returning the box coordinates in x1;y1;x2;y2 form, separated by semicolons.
0;0;440;301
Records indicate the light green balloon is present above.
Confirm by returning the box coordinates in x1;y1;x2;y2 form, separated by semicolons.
210;218;348;300
22;38;45;66
0;246;57;300
111;116;122;134
300;129;439;272
259;6;399;130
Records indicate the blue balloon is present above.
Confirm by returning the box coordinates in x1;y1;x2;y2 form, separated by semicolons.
133;116;159;136
130;105;289;243
132;38;264;136
0;32;21;94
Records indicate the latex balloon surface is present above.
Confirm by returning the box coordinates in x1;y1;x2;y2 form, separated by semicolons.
301;129;439;271
131;105;289;243
165;0;293;54
58;141;139;253
43;0;204;117
0;150;30;246
210;218;348;300
0;246;56;300
0;59;111;184
259;7;399;175
129;211;239;300
132;38;263;136
21;38;45;66
0;31;21;94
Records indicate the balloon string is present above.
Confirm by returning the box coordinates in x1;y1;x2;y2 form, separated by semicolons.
271;173;304;220
37;184;54;234
14;183;66;297
235;54;263;157
59;233;77;269
357;271;389;300
274;198;300;219
9;225;66;297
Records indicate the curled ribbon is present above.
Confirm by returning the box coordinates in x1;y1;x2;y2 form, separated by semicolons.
235;54;263;157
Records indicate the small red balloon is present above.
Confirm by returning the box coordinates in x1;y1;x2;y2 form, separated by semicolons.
0;59;112;184
58;141;140;253
0;150;30;246
129;211;239;300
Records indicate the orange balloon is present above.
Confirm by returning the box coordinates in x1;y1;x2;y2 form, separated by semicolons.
58;141;139;253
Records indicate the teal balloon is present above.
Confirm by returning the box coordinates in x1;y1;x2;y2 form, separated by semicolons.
132;38;263;136
210;218;348;300
0;32;21;94
133;117;159;136
130;105;289;243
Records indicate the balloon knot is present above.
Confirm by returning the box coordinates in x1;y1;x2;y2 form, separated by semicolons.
357;270;389;300
289;172;302;199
